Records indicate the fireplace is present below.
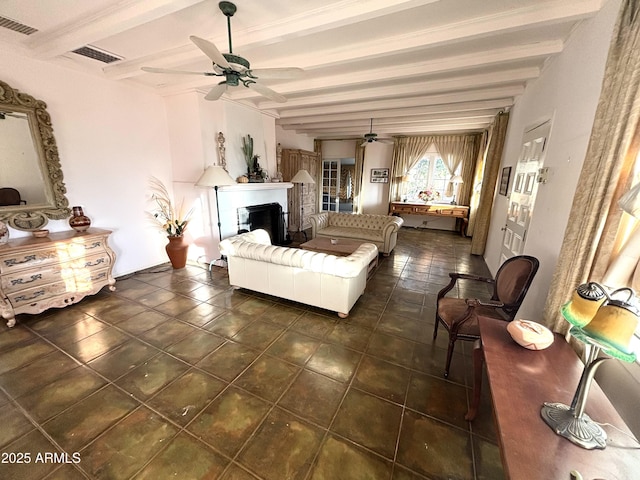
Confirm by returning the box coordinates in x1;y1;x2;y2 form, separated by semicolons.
237;202;287;245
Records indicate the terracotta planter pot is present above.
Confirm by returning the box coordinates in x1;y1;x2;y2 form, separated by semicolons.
165;235;188;269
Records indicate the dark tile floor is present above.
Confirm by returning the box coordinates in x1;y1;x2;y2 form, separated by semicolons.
0;228;504;480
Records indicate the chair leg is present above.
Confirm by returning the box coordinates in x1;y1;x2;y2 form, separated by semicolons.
444;335;457;378
433;318;440;340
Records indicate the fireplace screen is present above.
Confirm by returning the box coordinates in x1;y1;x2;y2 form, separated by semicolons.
237;203;286;245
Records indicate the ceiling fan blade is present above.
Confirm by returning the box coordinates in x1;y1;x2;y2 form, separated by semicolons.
190;35;231;69
246;82;287;103
360;141;368;147
141;66;209;76
248;67;305;79
204;83;228;101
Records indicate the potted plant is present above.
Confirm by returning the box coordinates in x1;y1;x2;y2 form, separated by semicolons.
148;176;193;269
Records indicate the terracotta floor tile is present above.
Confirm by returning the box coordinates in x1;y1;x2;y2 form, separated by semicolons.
134;432;229;480
187;387;270;457
332;389;403;459
115;353;189;400
148;369;226;426
309;434;393;480
396;410;473;479
0;350;80;398
278;369;346;427
80;407;178;479
196;341;260;382
238;408;324;480
266;330;321;365
0;338;56;375
43;385;139;451
0;402;34;449
87;339;158;380
233;354;300;402
306;342;362;383
406;372;470;429
353;354;411;404
166;329;226;363
17;366;107;422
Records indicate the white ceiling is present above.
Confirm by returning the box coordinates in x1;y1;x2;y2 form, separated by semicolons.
1;0;605;140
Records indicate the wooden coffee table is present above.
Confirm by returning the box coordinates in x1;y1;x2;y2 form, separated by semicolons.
299;237;378;278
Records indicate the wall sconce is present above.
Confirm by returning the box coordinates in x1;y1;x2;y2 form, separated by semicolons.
541;282;638;449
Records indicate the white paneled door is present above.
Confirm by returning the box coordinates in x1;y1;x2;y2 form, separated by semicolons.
500;120;551;263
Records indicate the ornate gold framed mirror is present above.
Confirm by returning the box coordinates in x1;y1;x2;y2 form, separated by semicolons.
0;80;70;230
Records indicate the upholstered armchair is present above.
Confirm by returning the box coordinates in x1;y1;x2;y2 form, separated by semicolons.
433;255;540;377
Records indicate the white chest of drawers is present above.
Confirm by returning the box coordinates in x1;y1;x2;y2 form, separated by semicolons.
0;228;116;327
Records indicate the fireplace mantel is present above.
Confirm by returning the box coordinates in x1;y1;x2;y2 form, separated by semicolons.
219;182;293;192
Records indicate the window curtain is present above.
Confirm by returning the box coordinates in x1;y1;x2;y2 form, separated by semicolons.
467;131;489;235
389;136;434;201
542;0;640;335
353;143;365;213
470;111;510;255
450;134;482;206
313;139;323;185
432;135;480;196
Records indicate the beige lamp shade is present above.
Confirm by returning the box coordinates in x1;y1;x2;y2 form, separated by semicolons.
290;169;315;184
451;174;464;184
619;182;640;219
196;165;236;187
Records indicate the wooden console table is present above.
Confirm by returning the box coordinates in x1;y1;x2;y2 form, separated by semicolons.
467;316;640;480
389;202;469;236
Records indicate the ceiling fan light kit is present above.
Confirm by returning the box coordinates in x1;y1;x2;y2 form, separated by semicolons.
141;1;303;103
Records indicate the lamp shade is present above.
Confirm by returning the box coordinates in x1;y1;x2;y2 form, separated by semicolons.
196;166;236;187
290;169;315;184
618;182;640;219
451;175;464;184
561;282;607;328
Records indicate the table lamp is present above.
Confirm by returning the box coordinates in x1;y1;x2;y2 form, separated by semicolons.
541;282;638;449
450;174;464;205
290;169;315;242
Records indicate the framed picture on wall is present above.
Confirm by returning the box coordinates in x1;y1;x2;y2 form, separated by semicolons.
371;168;389;183
499;166;512;196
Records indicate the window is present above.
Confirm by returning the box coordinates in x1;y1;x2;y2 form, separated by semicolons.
403;151;453;202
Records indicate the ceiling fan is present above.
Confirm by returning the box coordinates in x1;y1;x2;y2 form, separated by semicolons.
141;1;303;102
361;119;393;147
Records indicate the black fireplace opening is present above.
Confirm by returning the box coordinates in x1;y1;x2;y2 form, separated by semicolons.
237;202;287;246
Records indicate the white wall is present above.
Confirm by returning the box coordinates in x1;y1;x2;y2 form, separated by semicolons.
361;142;393;215
483;0;621;321
3;49;174;277
164;96;285;262
275;125;314;151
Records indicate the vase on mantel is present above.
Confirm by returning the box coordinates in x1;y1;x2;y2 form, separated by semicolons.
69;206;91;232
165;235;188;269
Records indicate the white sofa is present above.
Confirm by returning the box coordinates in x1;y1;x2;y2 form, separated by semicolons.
219;229;378;317
308;212;404;255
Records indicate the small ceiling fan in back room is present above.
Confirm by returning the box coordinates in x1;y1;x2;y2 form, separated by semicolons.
142;1;304;102
361;119;393;147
